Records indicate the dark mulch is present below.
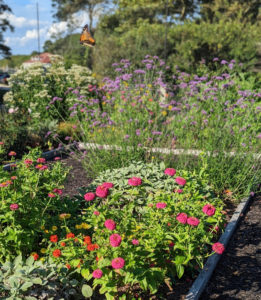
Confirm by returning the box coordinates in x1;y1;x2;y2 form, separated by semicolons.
56;157;261;300
202;195;261;300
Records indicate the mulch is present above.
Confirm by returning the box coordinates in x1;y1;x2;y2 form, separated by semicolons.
58;157;261;299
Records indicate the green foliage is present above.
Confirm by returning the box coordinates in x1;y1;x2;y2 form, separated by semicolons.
0;55;31;69
0;255;83;299
0;148;69;261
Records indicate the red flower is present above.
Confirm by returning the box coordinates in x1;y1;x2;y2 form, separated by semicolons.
53;249;61;257
128;177;142;186
83;236;92;245
175;176;186;186
164;168;176;176
96;185;109;198
60;242;66;247
32;253;39;260
212;242;225;254
48;192;56;198
66;263;71;269
66;232;75;239
8;151;16;156
53;188;63;195
37;157;46;163
87;244;99;251
50;235;58;243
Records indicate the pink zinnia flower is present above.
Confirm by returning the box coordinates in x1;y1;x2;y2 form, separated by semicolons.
102;182;114;188
128;177;142;186
174;189;183;193
111;257;125;269
48;192;56;198
202;204;216;216
104;219;116;230
212;242;225;254
11;176;17;180
24;159;33;165
94;210;100;216
96;185;109;198
54;157;61;161
109;233;122;247
132;239;139;245
10;203;19;210
37;158;46;163
84;192;96;201
176;213;188;224
92;269;103;279
156;202;167;209
53;188;63;195
175;177;186;186
187;217;200;226
8;151;16;156
164;168;176;176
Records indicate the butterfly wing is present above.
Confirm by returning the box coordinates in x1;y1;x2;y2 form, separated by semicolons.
80;24;95;47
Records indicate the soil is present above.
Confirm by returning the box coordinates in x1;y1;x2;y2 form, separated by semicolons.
202;195;261;300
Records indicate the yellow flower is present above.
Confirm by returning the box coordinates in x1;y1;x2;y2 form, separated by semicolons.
162;111;167;116
40;225;45;230
59;213;71;220
52;226;58;231
81;223;90;229
75;224;82;229
44;230;49;233
40;248;47;254
168;105;173;111
152;156;155;160
40;257;45;262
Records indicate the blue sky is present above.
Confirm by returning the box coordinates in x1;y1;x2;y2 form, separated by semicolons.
2;0;90;56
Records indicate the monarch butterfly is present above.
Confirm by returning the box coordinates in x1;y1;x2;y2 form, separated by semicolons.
80;24;95;47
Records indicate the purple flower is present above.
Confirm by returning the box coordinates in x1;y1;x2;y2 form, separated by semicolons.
134;69;145;74
221;60;228;65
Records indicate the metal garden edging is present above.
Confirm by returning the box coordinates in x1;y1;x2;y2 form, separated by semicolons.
184;194;253;300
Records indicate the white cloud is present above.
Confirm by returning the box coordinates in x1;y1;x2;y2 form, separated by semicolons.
46;21;68;39
0;12;49;28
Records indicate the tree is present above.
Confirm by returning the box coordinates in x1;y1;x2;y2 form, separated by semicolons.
51;0;111;32
0;0;14;57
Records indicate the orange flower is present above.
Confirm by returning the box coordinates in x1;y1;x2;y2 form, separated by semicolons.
66;263;71;269
83;236;92;245
87;243;99;251
60;242;66;247
50;235;58;243
66;232;75;239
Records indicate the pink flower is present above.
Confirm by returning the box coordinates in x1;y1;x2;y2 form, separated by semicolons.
202;204;216;216
53;188;63;195
37;158;46;163
84;192;96;201
94;211;100;216
104;219;116;230
24;159;33;165
164;168;176;176
174;189;183;193
8;151;16;156
96;185;109;198
109;233;122;247
212;242;225;254
48;192;56;198
102;182;114;188
54;157;61;161
111;257;125;269
156;202;167;209
11;176;17;180
128;177;142;186
39;165;48;170
187;217;200;226
176;213;188;224
92;269;103;278
175;177;186;186
10;203;19;210
132;239;139;245
169;242;175;247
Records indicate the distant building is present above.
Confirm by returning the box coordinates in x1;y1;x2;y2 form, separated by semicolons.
22;52;54;69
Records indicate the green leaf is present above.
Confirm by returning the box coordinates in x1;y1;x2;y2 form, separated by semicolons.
82;284;93;298
21;281;33;291
81;268;90;279
32;278;42;285
14;255;23;267
26;256;34;267
176;264;185;279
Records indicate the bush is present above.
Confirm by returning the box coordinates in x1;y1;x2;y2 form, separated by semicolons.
38;161;226;299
